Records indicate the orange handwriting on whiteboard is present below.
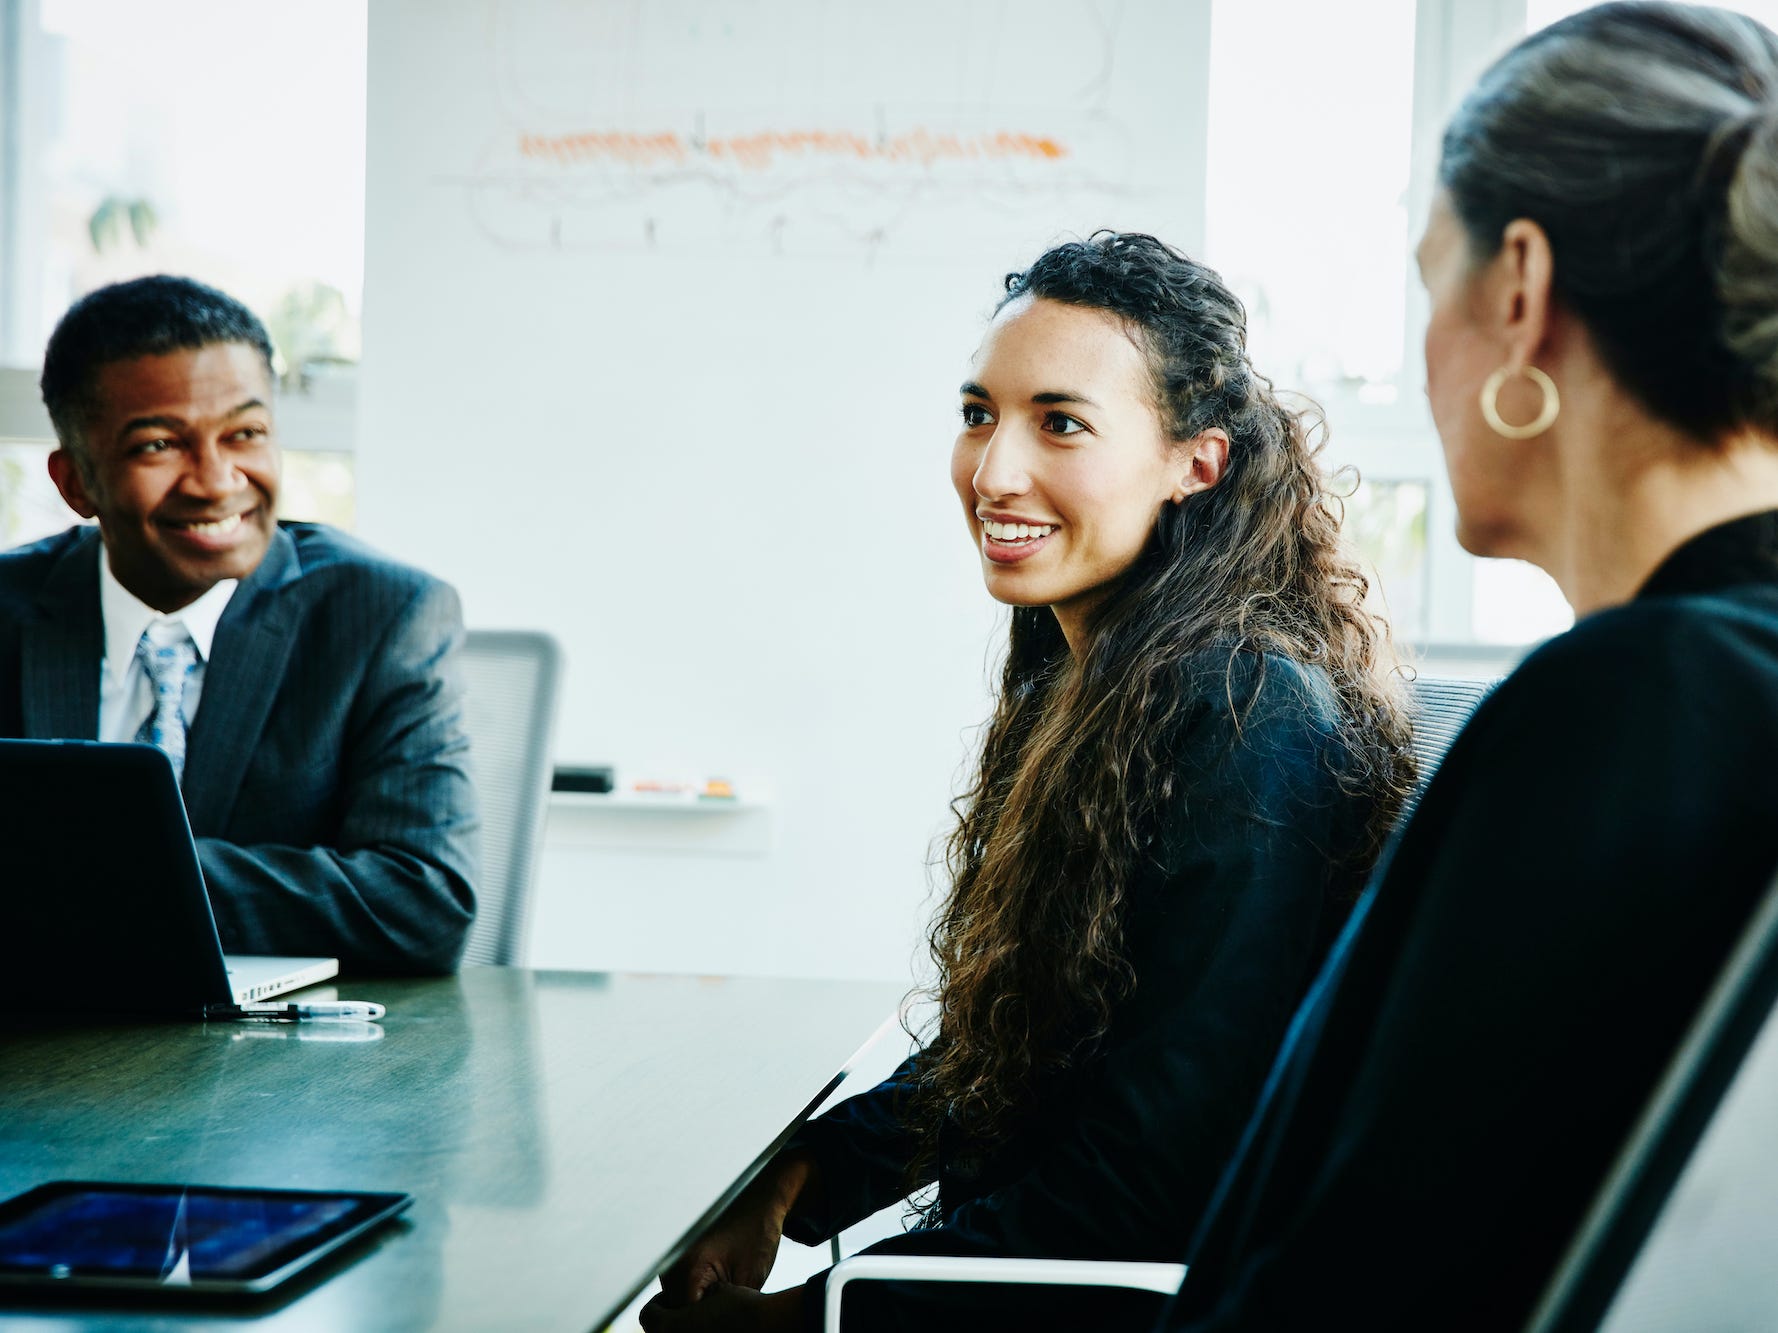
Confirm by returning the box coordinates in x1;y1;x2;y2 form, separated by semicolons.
517;129;1069;170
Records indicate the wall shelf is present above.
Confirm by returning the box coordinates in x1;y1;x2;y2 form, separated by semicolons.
549;791;768;815
545;790;775;857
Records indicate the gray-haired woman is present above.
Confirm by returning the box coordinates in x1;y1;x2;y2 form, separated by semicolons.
1163;4;1778;1330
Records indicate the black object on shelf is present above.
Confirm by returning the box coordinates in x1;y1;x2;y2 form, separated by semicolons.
553;765;615;794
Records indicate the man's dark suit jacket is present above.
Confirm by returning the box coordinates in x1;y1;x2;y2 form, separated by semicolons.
0;522;478;974
1160;509;1778;1331
778;649;1377;1333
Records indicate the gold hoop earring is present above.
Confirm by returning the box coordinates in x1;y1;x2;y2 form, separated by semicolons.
1480;365;1560;440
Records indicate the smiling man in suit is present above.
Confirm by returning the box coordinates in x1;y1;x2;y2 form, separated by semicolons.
0;275;478;973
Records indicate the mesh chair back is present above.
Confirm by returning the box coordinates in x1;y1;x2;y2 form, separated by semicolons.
1525;867;1778;1332
458;630;562;966
1401;674;1497;819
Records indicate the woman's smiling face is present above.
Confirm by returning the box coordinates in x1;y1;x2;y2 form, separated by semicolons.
952;295;1189;643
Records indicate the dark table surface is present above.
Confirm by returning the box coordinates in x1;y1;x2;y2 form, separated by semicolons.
0;967;905;1331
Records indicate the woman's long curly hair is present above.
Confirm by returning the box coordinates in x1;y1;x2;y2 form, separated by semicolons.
903;233;1416;1216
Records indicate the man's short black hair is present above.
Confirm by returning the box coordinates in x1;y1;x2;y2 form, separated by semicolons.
39;275;277;454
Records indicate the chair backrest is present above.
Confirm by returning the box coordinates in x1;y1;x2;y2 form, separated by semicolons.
458;629;563;966
1400;674;1497;819
1524;866;1778;1333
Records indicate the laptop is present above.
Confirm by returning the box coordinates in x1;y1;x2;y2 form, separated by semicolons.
0;739;338;1016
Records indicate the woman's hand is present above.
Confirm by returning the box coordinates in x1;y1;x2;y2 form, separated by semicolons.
640;1283;806;1333
657;1151;821;1306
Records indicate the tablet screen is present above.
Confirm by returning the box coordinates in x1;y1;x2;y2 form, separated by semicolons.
0;1182;411;1294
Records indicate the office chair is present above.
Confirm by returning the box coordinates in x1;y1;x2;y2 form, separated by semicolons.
1524;863;1778;1333
457;629;563;966
1402;673;1497;817
823;1255;1186;1333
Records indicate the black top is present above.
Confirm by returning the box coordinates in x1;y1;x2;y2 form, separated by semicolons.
1162;509;1778;1331
783;648;1377;1332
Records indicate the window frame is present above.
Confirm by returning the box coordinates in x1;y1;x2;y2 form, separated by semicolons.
1319;0;1539;650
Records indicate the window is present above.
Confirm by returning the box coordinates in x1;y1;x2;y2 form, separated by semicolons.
1205;0;1418;398
1204;0;1582;652
0;0;366;540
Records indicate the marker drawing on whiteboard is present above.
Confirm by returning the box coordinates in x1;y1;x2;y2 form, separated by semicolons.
463;0;1157;260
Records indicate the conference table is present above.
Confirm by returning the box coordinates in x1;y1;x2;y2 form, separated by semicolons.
0;968;907;1331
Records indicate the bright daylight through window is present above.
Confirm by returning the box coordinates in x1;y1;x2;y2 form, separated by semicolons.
1205;0;1586;651
0;0;367;548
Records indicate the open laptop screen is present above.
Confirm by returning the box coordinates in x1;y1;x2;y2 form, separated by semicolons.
0;739;331;1014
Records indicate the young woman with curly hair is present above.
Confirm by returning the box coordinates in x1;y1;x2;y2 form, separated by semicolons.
644;232;1416;1333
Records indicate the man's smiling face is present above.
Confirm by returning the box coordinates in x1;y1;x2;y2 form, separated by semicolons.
48;341;281;612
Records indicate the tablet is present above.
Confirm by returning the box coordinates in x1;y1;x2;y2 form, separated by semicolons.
0;1181;413;1295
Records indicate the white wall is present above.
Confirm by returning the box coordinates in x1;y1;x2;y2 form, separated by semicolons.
358;0;1212;981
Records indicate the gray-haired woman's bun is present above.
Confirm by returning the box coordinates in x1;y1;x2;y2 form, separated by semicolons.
1719;102;1778;427
1441;2;1778;440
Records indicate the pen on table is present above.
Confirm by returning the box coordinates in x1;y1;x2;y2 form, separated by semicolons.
207;1001;386;1022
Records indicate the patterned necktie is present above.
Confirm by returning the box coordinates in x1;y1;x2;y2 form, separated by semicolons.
133;628;199;782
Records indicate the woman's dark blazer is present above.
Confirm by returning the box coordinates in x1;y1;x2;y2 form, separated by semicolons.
780;648;1378;1332
1163;510;1778;1331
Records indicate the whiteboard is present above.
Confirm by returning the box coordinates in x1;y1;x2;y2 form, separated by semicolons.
358;0;1212;980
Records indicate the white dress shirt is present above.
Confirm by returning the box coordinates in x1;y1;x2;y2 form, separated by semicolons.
97;556;239;743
